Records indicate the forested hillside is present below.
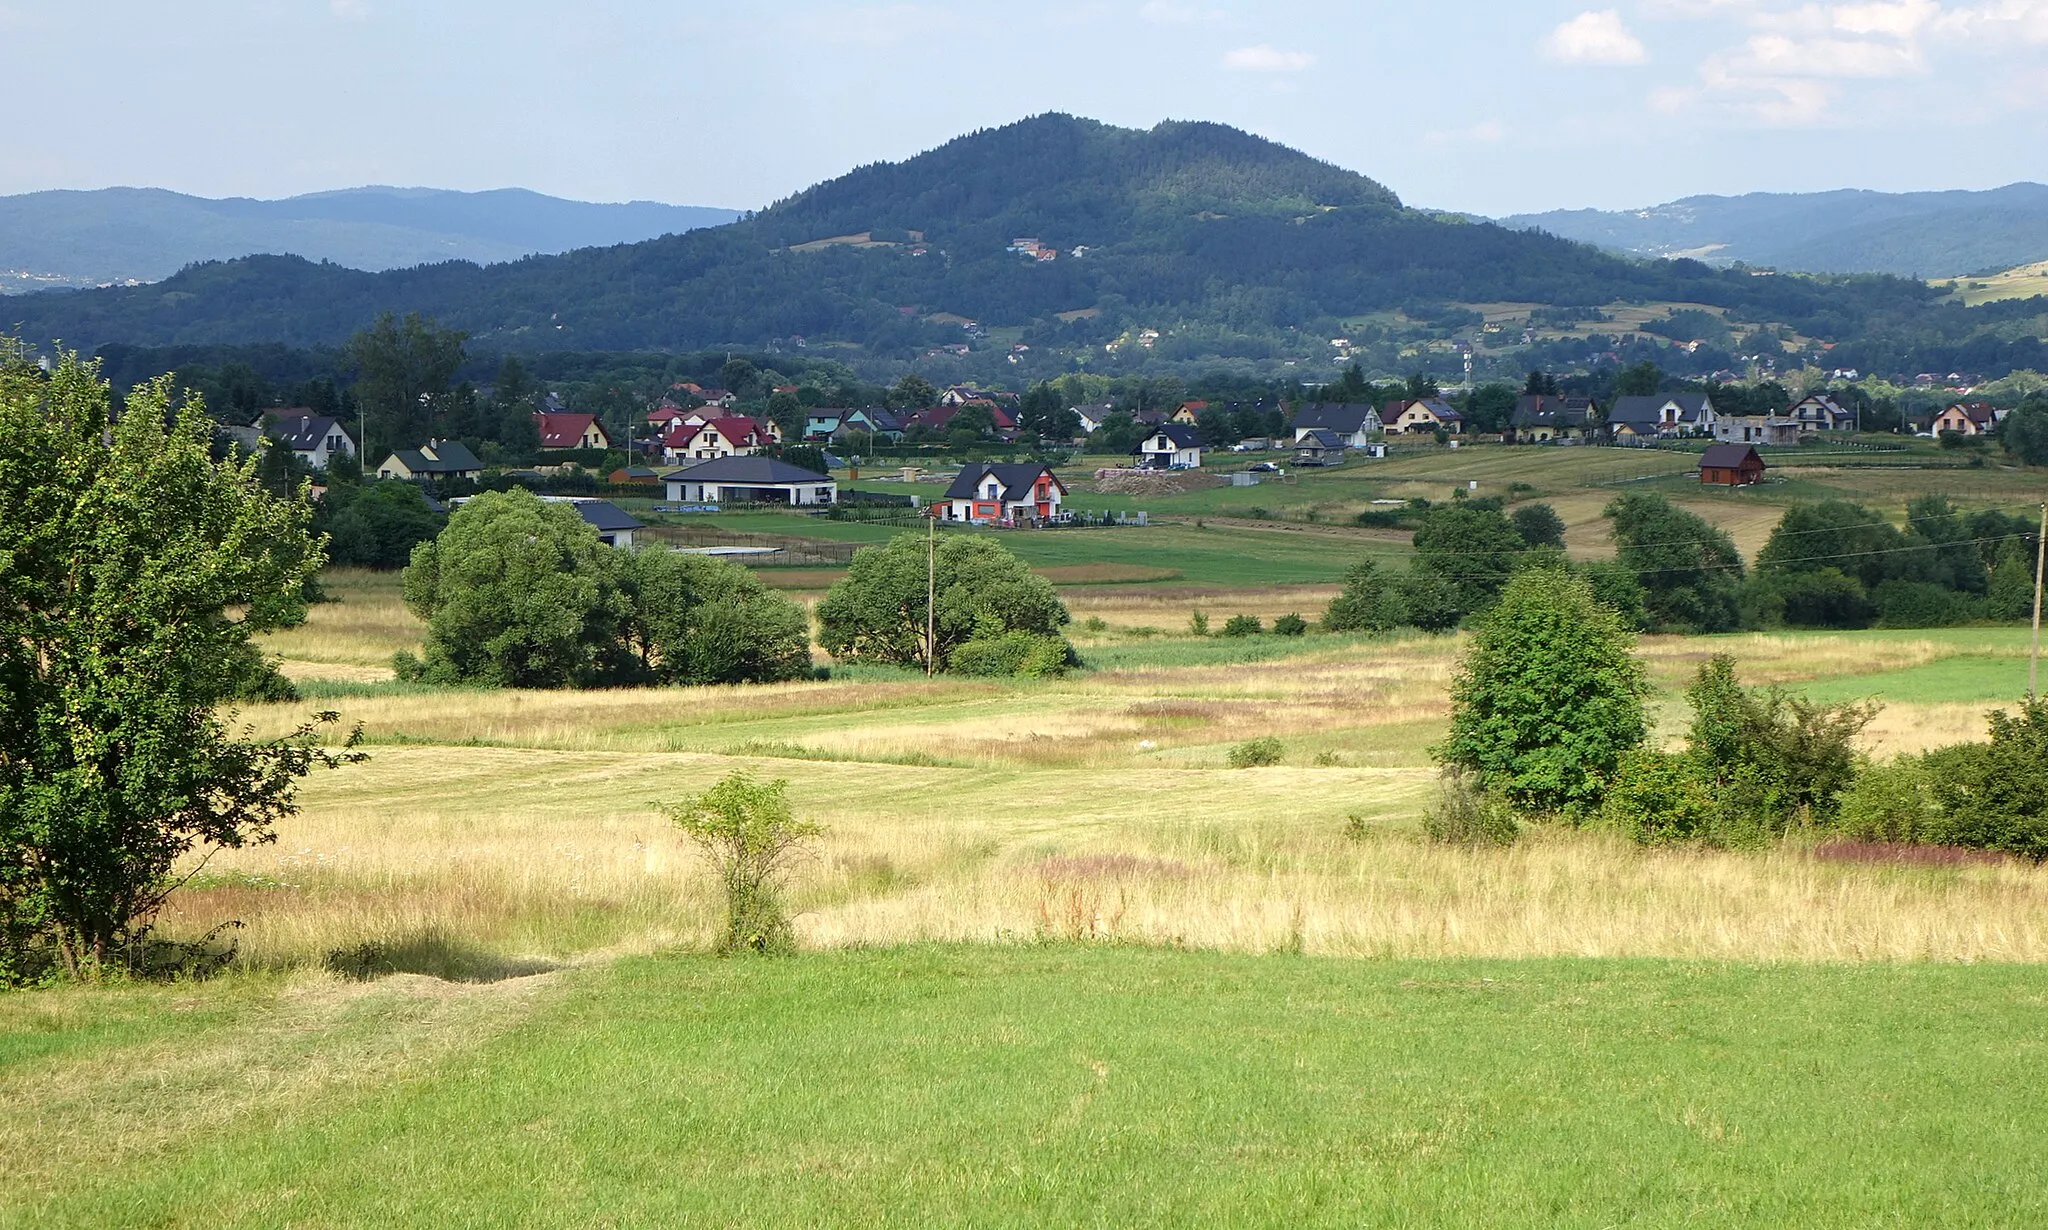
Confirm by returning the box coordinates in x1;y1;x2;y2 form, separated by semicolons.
5;115;2036;380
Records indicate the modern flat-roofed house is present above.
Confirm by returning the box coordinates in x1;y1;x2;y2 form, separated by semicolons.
1291;402;1383;448
534;412;612;452
1507;395;1597;443
375;438;484;481
941;463;1066;526
1698;443;1766;486
1134;424;1204;470
263;411;357;471
1712;415;1801;447
1608;393;1718;439
1788;393;1856;433
661;456;838;507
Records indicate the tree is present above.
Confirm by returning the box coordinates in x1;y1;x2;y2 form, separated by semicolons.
346;312;467;455
399;489;629;688
0;351;360;980
666;773;822;954
1323;560;1407;633
778;444;830;475
1404;371;1440;400
615;550;812;686
889;373;938;410
1018;382;1078;441
1523;370;1559;396
1435;569;1649;814
764;390;804;439
1091;411;1140;455
322;480;446;569
1613;361;1663;397
1604;491;1745;632
1463;383;1519;434
1998;405;2048;466
719;358;761;398
817;534;1071;673
1411;502;1527;620
1510;503;1566;550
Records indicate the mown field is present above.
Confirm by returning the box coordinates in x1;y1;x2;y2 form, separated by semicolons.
8;444;2048;1225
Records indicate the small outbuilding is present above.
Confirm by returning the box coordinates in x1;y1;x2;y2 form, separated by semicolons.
1698;443;1766;487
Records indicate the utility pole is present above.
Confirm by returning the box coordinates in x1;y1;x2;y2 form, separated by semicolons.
2032;501;2046;699
926;510;937;679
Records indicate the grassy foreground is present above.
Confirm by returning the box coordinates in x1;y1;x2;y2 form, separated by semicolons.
7;946;2045;1227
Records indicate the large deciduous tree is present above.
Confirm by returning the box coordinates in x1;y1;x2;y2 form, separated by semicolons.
0;350;359;980
1604;491;1746;632
817;534;1070;673
347;312;468;455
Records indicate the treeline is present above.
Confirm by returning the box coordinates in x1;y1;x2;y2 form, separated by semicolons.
1321;490;2041;638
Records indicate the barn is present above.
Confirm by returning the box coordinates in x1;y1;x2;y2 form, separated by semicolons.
1698;443;1766;487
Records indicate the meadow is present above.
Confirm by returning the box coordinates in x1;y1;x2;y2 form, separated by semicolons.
9;445;2048;1225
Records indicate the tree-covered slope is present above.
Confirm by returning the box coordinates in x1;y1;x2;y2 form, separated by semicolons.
4;114;1948;357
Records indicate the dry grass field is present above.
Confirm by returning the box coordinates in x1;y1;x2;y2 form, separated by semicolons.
181;572;2048;979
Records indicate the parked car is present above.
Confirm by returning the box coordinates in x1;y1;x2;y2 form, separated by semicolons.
1247;461;1281;472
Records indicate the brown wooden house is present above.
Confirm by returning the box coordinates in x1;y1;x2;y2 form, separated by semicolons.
1698;443;1766;487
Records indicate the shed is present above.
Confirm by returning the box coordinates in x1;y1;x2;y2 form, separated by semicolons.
1698;443;1766;487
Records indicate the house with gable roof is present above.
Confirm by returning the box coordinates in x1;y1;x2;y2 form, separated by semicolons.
941;462;1067;526
1933;402;2000;436
1606;393;1718;440
1134;424;1204;469
1290;402;1384;448
534;412;612;452
1506;395;1597;443
1390;399;1463;435
262;410;357;471
375;438;485;481
1788;393;1856;433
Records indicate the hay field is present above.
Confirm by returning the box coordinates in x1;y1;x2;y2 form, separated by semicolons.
193;575;2048;974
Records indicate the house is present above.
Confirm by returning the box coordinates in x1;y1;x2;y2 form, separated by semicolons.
939;385;988;407
1788;393;1856;433
941;463;1067;526
1390;399;1463;435
263;411;357;471
1607;393;1718;439
1933;402;2000;435
1698;443;1766;487
1294;428;1347;463
804;407;903;442
1134;424;1204;470
1506;395;1597;443
534;412;612;452
661;456;838;507
538;497;642;548
375;438;485;481
660;415;773;464
1071;403;1117;434
903;403;1019;438
1712;415;1801;448
1291;402;1384;448
676;383;736;408
1171;401;1208;426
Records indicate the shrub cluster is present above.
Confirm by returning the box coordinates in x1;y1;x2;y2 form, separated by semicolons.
1839;701;2048;862
817;533;1075;677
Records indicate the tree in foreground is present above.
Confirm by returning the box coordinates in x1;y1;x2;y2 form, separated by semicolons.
817;534;1072;674
1434;569;1648;814
667;773;822;954
0;350;361;981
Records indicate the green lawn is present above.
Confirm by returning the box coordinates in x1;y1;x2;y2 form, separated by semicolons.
13;947;2047;1227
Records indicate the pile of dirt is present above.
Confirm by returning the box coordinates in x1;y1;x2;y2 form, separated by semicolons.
1089;468;1226;495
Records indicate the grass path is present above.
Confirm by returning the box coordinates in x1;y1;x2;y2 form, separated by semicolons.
10;947;2048;1227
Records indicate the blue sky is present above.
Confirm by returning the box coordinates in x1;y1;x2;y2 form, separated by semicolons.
3;0;2045;214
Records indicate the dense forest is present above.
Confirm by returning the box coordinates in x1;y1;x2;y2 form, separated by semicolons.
8;115;2043;381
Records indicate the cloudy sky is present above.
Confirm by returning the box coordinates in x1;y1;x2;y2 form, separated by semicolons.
3;0;2045;215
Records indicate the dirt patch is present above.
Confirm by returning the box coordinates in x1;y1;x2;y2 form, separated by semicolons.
1089;469;1227;496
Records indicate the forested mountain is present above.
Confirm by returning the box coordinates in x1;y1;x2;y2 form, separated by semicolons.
1501;185;2048;278
0;187;738;292
3;115;2029;380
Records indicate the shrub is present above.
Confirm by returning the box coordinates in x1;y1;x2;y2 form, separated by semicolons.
1923;699;2048;861
1604;492;1745;632
1221;614;1264;637
1836;755;1938;844
666;773;823;954
1398;568;1466;632
1411;503;1527;616
950;630;1075;678
1600;749;1727;846
1510;503;1567;550
1421;772;1519;847
1435;569;1649;814
616;549;813;686
1188;610;1210;636
1686;655;1875;830
1323;560;1407;633
1874;580;1973;628
1273;612;1309;636
1228;737;1284;768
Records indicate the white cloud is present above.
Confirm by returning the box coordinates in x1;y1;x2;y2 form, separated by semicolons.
786;5;956;47
1425;119;1509;145
1539;10;1650;63
1222;44;1315;71
1139;0;1225;23
330;0;369;19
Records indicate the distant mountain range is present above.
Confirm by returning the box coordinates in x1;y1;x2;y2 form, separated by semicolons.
1499;185;2048;278
0;187;740;292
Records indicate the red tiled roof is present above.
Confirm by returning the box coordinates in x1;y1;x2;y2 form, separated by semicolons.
535;412;603;449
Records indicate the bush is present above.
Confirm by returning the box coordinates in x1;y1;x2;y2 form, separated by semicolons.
1228;737;1284;768
1874;580;1974;628
1323;560;1407;633
1923;699;2048;861
1273;612;1308;636
1221;614;1263;637
817;533;1070;673
1600;749;1728;846
1510;503;1567;550
1398;568;1465;632
1836;755;1938;844
666;773;822;955
950;630;1075;678
1422;772;1519;847
1188;610;1210;636
1604;492;1745;632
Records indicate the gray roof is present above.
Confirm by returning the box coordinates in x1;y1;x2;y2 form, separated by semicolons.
1610;393;1714;426
1511;395;1596;429
1137;424;1203;451
388;439;483;475
661;455;833;485
944;463;1065;502
1293;403;1379;434
1297;428;1346;449
264;414;349;452
570;500;643;532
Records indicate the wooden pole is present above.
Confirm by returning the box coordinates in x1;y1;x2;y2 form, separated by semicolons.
926;512;937;679
2032;501;2046;700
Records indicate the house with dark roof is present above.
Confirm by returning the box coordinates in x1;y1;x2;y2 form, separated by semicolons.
941;463;1067;525
1788;393;1856;433
804;407;904;442
538;497;643;547
1134;424;1204;470
1933;402;2000;436
1294;428;1347;463
375;439;484;481
534;412;612;451
661;456;838;506
1291;402;1384;448
1607;393;1718;440
1507;395;1597;443
1071;403;1117;434
263;411;356;471
1390;399;1463;435
1698;443;1766;487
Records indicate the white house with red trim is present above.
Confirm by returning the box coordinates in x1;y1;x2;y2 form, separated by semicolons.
940;463;1066;525
659;415;774;464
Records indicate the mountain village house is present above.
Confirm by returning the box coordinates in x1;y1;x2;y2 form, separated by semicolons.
660;415;774;464
1506;395;1596;443
1291;402;1384;448
1607;393;1719;441
941;462;1066;526
262;411;357;471
1698;443;1767;487
1933;402;2001;435
1134;424;1204;469
375;438;485;481
1388;399;1463;435
534;412;612;452
803;407;905;442
1789;393;1857;432
662;456;838;506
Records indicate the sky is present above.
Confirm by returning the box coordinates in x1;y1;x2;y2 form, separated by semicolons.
2;0;2045;216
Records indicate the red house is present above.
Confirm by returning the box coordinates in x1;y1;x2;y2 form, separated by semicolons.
1698;443;1766;487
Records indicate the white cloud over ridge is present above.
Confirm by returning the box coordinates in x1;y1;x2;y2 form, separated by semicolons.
1540;10;1650;63
1222;44;1315;71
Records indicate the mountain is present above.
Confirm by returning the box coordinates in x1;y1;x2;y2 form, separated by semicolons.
1501;185;2048;278
0;187;740;292
2;115;1952;362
